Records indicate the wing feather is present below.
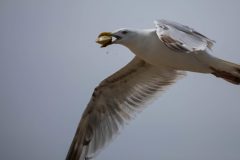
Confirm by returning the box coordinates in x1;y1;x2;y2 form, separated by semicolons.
154;19;215;52
66;57;185;160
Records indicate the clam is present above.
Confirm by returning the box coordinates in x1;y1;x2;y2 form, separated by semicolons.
96;32;112;47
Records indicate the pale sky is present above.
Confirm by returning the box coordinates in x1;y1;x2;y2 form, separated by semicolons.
0;0;240;160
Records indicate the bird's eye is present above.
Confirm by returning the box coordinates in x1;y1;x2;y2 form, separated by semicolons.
121;30;128;34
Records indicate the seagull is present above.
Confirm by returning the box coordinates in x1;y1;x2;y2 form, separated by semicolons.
66;19;240;160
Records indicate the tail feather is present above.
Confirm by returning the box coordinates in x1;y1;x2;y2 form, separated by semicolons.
210;58;240;85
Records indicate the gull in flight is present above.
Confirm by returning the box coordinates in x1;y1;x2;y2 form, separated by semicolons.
66;19;240;160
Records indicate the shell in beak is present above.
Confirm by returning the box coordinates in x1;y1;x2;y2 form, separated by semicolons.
96;32;113;47
96;32;122;47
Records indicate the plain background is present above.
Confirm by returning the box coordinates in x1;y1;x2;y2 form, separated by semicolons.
0;0;240;160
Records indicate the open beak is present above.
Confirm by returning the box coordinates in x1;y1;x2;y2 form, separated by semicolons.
96;32;121;47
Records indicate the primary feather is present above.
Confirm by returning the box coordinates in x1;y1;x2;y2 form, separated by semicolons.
66;57;184;160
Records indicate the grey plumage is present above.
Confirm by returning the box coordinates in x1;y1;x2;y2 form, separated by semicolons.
66;57;184;160
155;19;215;52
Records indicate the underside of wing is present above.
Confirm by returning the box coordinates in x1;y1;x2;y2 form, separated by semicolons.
154;19;215;53
66;57;185;160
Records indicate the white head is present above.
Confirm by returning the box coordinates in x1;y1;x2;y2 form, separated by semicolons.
111;28;138;45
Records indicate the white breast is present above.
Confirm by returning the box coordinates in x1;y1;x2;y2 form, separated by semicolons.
127;30;211;73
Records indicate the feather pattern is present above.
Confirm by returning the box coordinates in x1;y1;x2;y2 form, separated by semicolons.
154;19;215;52
66;57;184;160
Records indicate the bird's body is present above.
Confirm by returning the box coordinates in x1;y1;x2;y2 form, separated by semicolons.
66;19;240;160
124;29;211;73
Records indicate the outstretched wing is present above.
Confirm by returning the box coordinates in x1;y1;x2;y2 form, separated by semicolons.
154;19;215;53
66;57;184;160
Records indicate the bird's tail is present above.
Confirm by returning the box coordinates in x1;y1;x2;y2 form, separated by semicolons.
209;57;240;85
